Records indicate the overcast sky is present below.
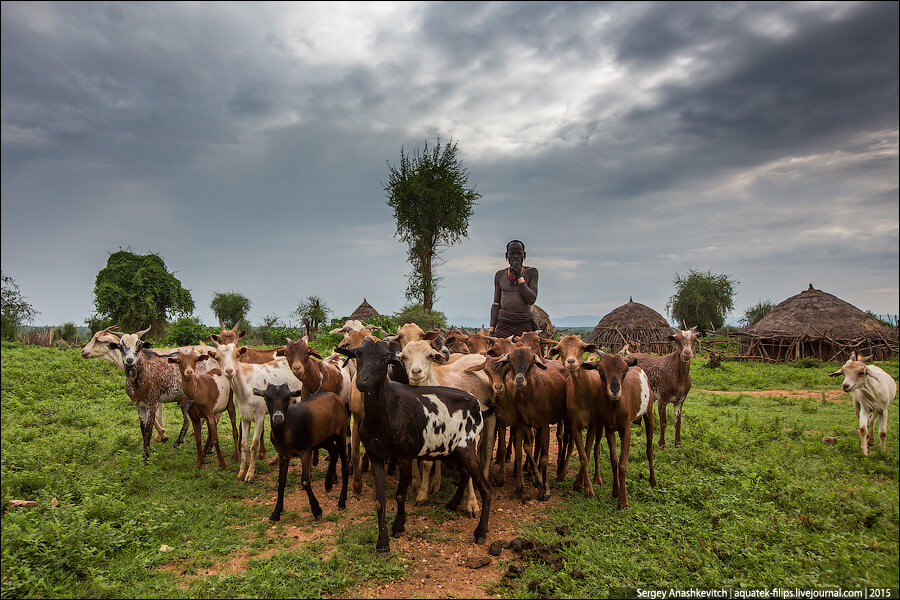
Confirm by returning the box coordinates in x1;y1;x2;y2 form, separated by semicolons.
2;1;898;329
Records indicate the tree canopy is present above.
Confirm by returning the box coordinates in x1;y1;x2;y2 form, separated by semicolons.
385;136;479;313
210;291;251;329
1;272;38;341
91;250;194;335
292;295;331;340
666;269;738;334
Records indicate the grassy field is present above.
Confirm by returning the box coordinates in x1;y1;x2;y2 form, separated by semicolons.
2;344;898;598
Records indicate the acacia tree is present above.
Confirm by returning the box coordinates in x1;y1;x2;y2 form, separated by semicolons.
210;291;251;329
385;137;479;314
1;272;39;341
91;250;194;335
292;295;330;340
666;269;738;335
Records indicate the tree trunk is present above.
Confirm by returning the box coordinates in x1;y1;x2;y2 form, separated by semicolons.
423;247;433;315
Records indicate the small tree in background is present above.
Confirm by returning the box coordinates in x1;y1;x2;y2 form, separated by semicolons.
91;250;194;336
1;272;38;341
164;315;214;347
741;300;774;328
385;136;479;314
210;291;251;329
54;322;78;344
666;269;738;335
292;296;331;340
393;301;447;332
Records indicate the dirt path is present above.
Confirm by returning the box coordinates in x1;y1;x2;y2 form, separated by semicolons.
697;388;847;402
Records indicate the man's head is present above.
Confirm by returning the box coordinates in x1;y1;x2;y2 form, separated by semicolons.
505;240;525;269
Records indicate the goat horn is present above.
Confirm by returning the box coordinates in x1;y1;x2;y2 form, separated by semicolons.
233;318;242;330
136;325;152;339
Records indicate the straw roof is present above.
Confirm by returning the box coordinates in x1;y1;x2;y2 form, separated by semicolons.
747;285;890;339
741;285;897;361
585;298;674;354
531;304;555;337
349;298;379;321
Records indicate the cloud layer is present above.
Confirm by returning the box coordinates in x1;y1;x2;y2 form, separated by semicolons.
2;1;897;327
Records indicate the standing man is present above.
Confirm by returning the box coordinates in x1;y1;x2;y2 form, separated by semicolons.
489;240;539;338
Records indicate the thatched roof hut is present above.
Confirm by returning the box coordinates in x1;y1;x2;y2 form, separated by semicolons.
585;298;674;354
349;298;379;322
740;285;898;361
531;305;555;338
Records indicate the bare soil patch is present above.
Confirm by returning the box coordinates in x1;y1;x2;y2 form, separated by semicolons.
698;388;847;402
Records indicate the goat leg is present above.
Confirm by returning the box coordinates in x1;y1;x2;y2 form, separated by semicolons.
605;427;620;500
270;455;290;522
227;391;240;461
673;398;684;447
657;397;668;449
191;415;204;468
571;420;595;497
371;460;390;554
617;427;632;509
174;394;192;448
644;412;656;488
337;435;349;510
324;442;338;493
301;449;323;520
392;459;411;538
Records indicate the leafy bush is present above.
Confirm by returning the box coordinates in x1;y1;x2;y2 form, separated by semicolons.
53;322;78;344
162;316;217;347
392;302;446;331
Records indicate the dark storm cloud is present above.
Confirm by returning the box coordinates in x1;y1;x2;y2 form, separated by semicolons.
1;1;897;327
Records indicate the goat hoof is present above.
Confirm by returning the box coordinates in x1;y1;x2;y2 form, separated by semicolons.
270;514;281;523
376;545;389;555
313;510;323;520
539;492;550;502
474;534;487;545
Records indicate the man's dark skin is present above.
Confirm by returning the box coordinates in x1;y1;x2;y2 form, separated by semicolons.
490;240;539;338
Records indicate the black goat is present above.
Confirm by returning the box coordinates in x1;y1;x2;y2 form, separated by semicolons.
252;384;349;522
334;338;491;554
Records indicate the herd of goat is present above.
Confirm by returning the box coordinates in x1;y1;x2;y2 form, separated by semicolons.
80;319;895;553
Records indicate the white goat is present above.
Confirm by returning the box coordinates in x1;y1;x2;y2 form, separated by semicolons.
829;352;897;455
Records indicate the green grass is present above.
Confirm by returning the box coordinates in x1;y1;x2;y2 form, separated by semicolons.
0;344;403;598
2;344;898;598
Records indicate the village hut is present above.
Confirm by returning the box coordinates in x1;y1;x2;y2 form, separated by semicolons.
531;304;555;338
585;298;674;354
348;298;379;322
740;285;897;362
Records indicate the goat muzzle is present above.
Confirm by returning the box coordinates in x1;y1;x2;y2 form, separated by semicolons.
272;411;284;426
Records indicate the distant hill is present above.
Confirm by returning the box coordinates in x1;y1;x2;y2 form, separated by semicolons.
446;314;603;330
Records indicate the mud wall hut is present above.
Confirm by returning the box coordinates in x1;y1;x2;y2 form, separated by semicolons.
739;285;898;362
531;305;555;338
585;298;674;354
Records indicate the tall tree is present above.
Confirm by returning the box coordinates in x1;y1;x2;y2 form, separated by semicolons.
385;136;479;314
210;291;252;329
292;295;330;340
1;272;39;341
91;250;194;335
666;269;738;335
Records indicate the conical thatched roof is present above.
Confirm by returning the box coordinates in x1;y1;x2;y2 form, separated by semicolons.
531;305;555;337
748;285;889;339
586;298;673;354
741;284;897;361
349;298;379;321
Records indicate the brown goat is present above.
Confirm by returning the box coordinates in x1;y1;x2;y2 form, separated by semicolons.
167;351;238;468
582;353;656;508
548;335;607;496
491;347;568;500
630;327;699;448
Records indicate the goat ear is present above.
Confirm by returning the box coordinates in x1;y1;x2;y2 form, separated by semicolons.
431;351;447;364
423;331;439;341
290;389;303;398
208;368;222;376
532;354;547;369
333;346;356;359
626;356;638;367
196;354;209;363
548;345;560;357
463;361;485;373
238;346;248;355
207;350;217;359
582;361;599;370
238;330;247;339
209;334;219;343
310;349;323;360
585;344;600;354
141;341;152;349
252;388;263;397
828;369;843;377
275;348;285;356
859;354;873;363
107;342;119;350
167;357;177;364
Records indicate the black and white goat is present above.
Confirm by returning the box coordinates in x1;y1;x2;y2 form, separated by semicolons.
334;338;491;554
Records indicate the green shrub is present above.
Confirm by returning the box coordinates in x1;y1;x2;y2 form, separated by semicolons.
162;316;216;347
